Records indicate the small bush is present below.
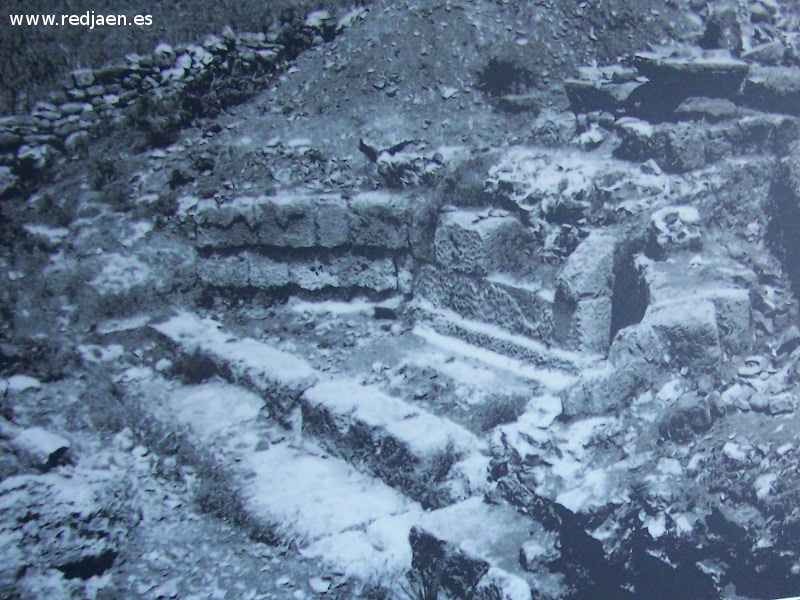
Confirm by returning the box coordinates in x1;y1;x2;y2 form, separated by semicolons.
477;57;537;98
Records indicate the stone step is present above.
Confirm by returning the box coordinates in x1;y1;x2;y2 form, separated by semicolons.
415;262;554;342
412;299;593;375
120;371;415;577
178;190;410;250
122;371;554;600
301;376;489;508
631;47;749;98
614;113;798;173
411;324;577;395
152;312;318;420
152;313;486;507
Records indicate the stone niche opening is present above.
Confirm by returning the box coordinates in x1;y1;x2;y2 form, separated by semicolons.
610;252;649;343
768;156;800;302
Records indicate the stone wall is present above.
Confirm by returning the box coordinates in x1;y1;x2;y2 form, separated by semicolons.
0;9;348;180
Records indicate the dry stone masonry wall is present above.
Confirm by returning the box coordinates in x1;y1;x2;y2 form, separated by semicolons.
0;9;355;186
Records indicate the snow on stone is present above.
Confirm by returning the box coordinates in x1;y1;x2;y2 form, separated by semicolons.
416;301;595;369
672;513;695;536
5;374;42;392
121;220;154;247
754;473;778;500
413;325;577;391
644;512;667;539
421;497;533;576
90;253;152;295
337;6;366;30
303;377;483;458
97;314;152;334
555;467;613;513
477;568;532;600
723;441;748;462
506;416;633;513
288;296;401;316
616;116;655;137
302;511;420;579
154;376;537;586
153;312;317;389
169;383;263;440
1;424;70;469
656;458;683;477
487;148;606;208
656;378;684;403
497;395;563;456
308;577;330;595
245;443;412;542
22;224;69;244
163;380;417;578
448;453;491;496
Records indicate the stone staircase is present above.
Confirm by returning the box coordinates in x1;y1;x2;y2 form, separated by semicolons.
109;311;567;600
81;34;800;600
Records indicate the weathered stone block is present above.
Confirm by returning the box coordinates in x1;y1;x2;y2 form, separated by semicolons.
553;232;616;353
742;66;800;115
415;264;552;341
291;254;397;292
314;197;350;248
708;288;753;356
554;297;612;354
615;120;706;173
646;299;721;370
193;193;318;248
646;206;702;259
555;232;615;303
349;191;408;249
71;68;95;88
196;252;290;288
564;78;645;114
562;362;645;416
632;47;749;97
433;209;533;276
189;190;409;250
261;194;317;247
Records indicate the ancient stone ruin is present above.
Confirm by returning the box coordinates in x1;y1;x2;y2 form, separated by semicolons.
4;1;800;599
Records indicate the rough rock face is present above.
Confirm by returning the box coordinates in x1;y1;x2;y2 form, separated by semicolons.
0;470;132;599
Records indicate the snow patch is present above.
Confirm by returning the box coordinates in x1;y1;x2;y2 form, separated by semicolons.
723;441;748;462
6;375;42;392
289;296;401;316
97;314;152;334
414;325;576;391
153;312;317;388
644;513;667;538
754;473;778;500
22;224;69;244
303;377;483;457
91;253;152;295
